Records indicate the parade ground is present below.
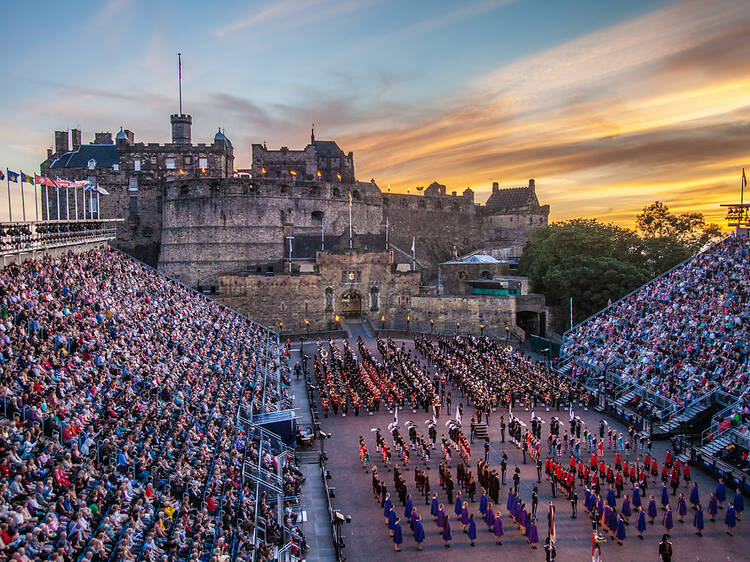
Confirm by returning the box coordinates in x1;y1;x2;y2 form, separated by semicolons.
300;334;750;562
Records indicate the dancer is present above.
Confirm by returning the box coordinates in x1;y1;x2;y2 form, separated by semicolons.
468;513;477;546
393;516;403;552
443;517;453;547
636;506;646;540
648;495;658;524
716;478;726;509
708;492;718;522
693;504;704;537
689;482;700;509
616;513;626;545
663;504;673;533
725;501;737;536
413;514;425;551
494;511;504;545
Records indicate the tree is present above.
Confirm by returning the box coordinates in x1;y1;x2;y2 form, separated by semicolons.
636;201;721;250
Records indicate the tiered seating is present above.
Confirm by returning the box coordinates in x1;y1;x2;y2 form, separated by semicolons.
565;235;750;423
0;247;301;560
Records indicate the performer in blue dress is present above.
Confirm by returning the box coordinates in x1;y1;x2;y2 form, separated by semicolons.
437;503;446;530
632;485;642;509
607;485;617;509
677;493;687;523
663;504;674;533
716;477;726;509
468;513;477;546
413;513;425;550
693;504;704;536
660;484;669;509
454;491;463;520
636;506;647;540
442;518;453;547
393;517;403;552
608;507;618;538
404;495;413;520
647;495;658;524
725;502;737;536
480;489;488;517
384;493;393;525
507;488;515;513
410;507;418;532
621;494;632;524
734;488;744;521
708;492;718;522
486;503;495;530
689;482;700;509
388;506;397;536
527;517;539;549
493;512;504;545
616;513;626;545
430;493;439;521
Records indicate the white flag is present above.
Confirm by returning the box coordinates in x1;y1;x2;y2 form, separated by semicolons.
411;236;415;253
569;401;574;421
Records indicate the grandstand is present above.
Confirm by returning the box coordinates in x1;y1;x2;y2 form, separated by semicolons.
0;224;308;561
560;234;750;492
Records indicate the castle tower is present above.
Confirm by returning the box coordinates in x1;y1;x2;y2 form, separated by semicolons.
170;113;192;145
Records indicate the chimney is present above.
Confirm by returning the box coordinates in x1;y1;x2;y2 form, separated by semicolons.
492;181;499;193
528;179;535;192
94;132;113;144
47;148;53;159
125;130;134;144
54;131;69;154
170;114;192;145
71;129;81;150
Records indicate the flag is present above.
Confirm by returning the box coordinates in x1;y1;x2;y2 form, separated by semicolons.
743;168;747;188
321;220;326;233
20;172;34;184
0;170;4;181
411;236;415;253
549;503;556;544
35;175;57;187
7;170;18;183
55;178;73;187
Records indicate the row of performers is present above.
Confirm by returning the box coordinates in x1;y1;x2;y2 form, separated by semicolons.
314;337;440;416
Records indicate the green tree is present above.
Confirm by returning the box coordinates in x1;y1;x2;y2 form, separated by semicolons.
636;201;721;249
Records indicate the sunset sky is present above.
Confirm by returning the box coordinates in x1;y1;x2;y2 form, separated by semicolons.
1;0;748;225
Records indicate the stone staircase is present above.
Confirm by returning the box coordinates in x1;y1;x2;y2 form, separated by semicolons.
474;422;489;441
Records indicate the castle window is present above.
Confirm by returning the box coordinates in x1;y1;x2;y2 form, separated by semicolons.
311;211;324;223
481;271;492;280
418;199;426;208
325;287;333;311
370;287;379;311
199;157;208;169
166;158;176;169
458;271;466;280
332;187;340;198
184;156;192;166
129;196;138;214
352;190;360;200
128;177;138;191
134;159;141;172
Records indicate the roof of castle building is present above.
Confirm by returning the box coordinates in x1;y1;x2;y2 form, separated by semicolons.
49;144;120;169
311;140;344;156
485;185;538;209
214;128;232;148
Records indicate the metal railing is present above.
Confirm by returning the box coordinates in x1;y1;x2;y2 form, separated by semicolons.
0;219;120;256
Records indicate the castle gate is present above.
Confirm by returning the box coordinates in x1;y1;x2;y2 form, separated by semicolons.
341;290;362;317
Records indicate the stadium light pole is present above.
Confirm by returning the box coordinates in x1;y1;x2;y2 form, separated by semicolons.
406;315;410;333
480;323;485;337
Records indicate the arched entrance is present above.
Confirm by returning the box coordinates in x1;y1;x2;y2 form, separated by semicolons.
341;290;362;317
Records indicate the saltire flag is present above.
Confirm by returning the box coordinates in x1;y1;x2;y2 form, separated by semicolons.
7;170;19;183
84;183;109;195
321;220;326;233
20;172;34;184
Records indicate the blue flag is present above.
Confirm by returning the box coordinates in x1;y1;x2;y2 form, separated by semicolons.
6;170;19;183
0;170;4;181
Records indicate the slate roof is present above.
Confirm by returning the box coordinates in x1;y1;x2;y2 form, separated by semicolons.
443;254;500;265
49;144;120;169
485;186;537;209
311;140;344;156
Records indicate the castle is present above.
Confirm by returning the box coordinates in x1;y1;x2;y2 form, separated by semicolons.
40;112;551;338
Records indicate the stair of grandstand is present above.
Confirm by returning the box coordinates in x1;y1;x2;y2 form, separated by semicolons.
656;398;715;436
700;432;734;458
474;422;488;440
296;449;324;465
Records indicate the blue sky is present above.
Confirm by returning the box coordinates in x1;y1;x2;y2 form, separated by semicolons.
2;0;748;225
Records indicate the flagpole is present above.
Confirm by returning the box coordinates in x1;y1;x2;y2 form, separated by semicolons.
385;217;389;250
43;184;48;220
96;190;100;219
6;173;11;222
56;185;61;220
66;187;70;220
33;179;38;221
73;184;79;220
321;217;325;251
20;171;26;222
348;192;353;250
